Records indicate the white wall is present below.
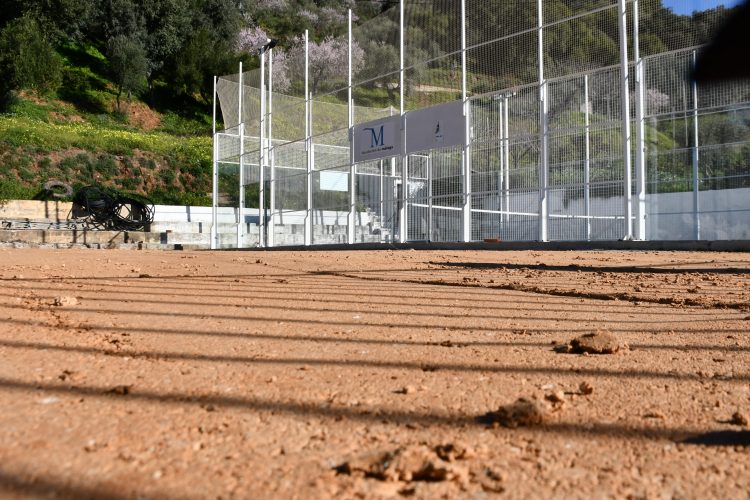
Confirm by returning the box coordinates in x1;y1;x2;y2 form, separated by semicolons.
153;186;750;241
152;205;373;226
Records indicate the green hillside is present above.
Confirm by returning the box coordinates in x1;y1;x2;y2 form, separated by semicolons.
0;0;396;205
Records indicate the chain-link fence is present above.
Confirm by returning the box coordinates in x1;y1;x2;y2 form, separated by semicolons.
212;0;750;249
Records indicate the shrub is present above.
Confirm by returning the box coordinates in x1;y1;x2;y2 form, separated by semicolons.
159;168;176;186
93;154;118;180
0;16;63;102
0;178;36;200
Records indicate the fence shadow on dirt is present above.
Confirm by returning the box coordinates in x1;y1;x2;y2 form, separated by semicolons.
429;261;750;275
0;469;135;500
0;375;747;448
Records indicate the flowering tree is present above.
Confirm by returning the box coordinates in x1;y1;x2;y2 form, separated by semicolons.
288;37;364;95
248;0;289;14
237;26;291;92
237;26;270;53
647;88;670;113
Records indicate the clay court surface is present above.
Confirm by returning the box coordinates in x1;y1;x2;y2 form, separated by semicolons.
0;247;749;498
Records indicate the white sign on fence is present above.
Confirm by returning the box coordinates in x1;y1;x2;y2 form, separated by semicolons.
404;100;465;154
352;115;403;163
320;170;349;192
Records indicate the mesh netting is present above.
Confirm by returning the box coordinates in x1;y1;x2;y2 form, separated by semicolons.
212;0;749;248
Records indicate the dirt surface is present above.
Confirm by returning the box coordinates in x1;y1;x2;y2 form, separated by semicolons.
0;247;748;498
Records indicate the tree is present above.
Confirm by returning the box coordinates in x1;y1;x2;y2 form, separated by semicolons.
288;36;364;95
237;26;271;53
23;0;96;42
140;0;191;79
107;35;148;111
237;26;291;92
0;15;62;102
173;28;238;103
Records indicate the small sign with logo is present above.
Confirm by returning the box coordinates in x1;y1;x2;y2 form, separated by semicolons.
404;100;465;154
352;115;403;163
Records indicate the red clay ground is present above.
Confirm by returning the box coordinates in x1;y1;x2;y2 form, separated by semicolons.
0;248;748;498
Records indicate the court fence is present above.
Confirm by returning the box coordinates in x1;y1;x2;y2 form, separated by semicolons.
212;0;750;248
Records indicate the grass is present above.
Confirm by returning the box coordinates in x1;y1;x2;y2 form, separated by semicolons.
0;115;210;157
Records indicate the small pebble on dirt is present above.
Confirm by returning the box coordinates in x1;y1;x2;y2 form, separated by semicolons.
435;442;475;462
545;391;565;404
53;296;78;307
397;386;416;395
489;398;547;428
106;385;132;396
643;411;666;419
730;411;748;426
579;381;594;395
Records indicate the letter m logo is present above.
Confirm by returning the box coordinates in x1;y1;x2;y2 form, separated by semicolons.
364;126;385;148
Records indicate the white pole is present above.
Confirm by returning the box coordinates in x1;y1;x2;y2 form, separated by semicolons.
617;0;633;240
460;0;471;243
347;9;356;245
258;49;266;248
427;155;433;241
309;92;315;230
379;160;384;242
634;0;646;240
237;62;244;248
692;50;701;241
584;74;591;241
304;31;312;246
211;75;218;250
497;98;504;226
267;47;275;248
399;0;408;243
503;93;510;225
538;0;549;242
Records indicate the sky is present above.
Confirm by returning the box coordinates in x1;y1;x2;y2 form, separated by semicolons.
662;0;743;15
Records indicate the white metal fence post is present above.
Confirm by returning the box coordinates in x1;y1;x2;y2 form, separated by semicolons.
379;160;384;242
461;0;472;243
211;75;218;250
692;50;701;241
617;0;633;240
633;0;647;240
538;0;549;242
399;0;408;243
309;92;315;235
304;31;312;246
503;94;510;225
347;9;356;245
259;49;266;248
584;74;592;241
237;62;245;248
268;48;275;248
497;97;504;230
427;155;433;241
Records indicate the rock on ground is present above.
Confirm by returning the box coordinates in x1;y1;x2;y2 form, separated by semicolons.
569;330;622;354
